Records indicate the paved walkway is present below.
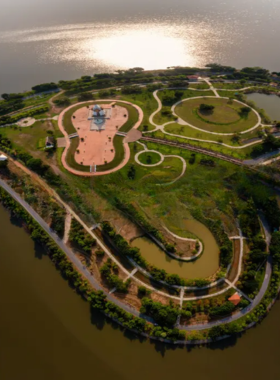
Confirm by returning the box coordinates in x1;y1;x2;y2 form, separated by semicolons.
134;143;187;185
0;175;273;332
57;100;144;176
203;78;220;97
144;87;277;152
162;226;203;261
63;212;72;244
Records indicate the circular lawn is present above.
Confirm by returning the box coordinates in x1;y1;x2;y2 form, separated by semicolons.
138;151;162;165
174;97;259;133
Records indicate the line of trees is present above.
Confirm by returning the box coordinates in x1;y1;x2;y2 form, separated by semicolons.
0;187;188;341
69;219;96;254
0;105;49;126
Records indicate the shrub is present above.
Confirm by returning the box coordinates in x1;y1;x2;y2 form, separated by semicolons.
199;103;214;112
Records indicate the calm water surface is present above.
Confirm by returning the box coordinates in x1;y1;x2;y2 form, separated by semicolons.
1;203;280;379
1;0;280;93
132;219;219;278
246;93;280;121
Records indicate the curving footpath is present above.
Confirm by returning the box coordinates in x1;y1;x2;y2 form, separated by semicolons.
135;147;187;185
145;88;278;151
57;100;143;176
0;176;273;338
162;226;203;261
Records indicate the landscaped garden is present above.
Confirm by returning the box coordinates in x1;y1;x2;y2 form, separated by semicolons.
174;97;259;133
137;151;162;165
1;66;280;345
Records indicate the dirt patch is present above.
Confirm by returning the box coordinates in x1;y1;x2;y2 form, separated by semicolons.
228;239;241;282
113;280;142;310
151;291;180;306
161;228;197;257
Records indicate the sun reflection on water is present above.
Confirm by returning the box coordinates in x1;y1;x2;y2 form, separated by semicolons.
1;20;242;71
84;27;193;69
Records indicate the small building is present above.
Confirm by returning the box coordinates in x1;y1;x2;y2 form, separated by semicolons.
88;104;112;131
228;292;241;306
187;75;199;82
45;136;55;149
0;154;7;161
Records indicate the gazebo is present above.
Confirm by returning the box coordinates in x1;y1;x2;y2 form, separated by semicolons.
228;292;241;306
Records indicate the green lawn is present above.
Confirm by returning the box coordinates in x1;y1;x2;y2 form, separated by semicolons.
116;102;139;133
175;98;258;133
189;83;210;89
0;121;57;156
153;90;215;125
148;130;255;159
119;91;158;132
164;123;263;147
138;151;162;165
212;82;251;90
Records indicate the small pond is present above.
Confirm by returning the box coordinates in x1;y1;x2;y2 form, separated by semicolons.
132;219;219;279
246;93;280;121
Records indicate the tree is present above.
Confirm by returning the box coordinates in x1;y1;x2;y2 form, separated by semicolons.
138;286;151;298
54;97;71;106
127;164;136;180
199;103;215;112
32;82;58;93
231;133;241;144
78;92;94;102
240;106;251;114
1;93;9;100
208;325;227;340
146;155;152;164
0;159;8;169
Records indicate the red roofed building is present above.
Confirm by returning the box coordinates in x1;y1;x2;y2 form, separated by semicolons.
187;75;199;82
228;292;241;306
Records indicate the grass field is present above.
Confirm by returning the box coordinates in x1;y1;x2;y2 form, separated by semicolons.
153;90;215;125
175;98;258;133
149;130;255;159
212;82;252;90
116;103;139;133
138;151;162;165
189;83;210;89
0;120;60;154
119;92;158;131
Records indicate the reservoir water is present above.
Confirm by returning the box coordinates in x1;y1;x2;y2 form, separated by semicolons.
1;0;280;93
1;202;280;379
132;219;219;278
246;93;280;122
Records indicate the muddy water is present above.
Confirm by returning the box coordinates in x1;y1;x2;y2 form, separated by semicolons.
2;203;280;379
132;219;219;279
246;93;280;121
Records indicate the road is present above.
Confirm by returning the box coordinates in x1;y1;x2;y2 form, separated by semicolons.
0;178;152;322
179;217;272;331
0;176;274;333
